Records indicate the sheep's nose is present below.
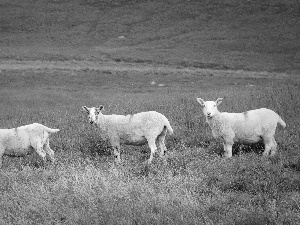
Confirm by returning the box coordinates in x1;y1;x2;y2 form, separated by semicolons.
89;121;93;124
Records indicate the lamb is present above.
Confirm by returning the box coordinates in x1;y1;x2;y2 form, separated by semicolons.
82;105;173;164
196;98;286;158
0;123;60;168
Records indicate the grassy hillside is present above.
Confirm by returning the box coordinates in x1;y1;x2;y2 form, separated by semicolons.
1;1;300;224
0;0;299;73
0;69;299;224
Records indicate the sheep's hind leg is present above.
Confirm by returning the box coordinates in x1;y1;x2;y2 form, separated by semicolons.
34;142;47;165
262;136;273;156
157;131;167;158
44;139;55;163
0;146;4;168
157;133;168;165
270;137;277;156
0;151;4;168
223;142;233;158
147;138;157;164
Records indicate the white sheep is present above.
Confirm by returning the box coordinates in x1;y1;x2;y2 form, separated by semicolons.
0;123;60;168
197;98;286;158
82;105;173;163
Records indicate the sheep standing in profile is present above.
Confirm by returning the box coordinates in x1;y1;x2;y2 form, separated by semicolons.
0;123;60;168
82;105;173;164
197;98;286;158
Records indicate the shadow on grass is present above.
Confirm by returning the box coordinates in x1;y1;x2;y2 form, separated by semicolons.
233;142;265;156
207;141;266;157
233;213;273;225
129;157;170;178
284;159;300;172
3;153;54;170
79;136;112;158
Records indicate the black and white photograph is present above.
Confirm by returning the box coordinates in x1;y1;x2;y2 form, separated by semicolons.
0;0;299;224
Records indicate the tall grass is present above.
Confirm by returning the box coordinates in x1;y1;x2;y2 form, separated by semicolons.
0;69;299;224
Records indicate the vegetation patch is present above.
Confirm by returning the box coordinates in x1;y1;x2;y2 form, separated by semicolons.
0;68;299;224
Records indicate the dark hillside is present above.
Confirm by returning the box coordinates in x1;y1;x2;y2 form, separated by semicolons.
0;0;299;73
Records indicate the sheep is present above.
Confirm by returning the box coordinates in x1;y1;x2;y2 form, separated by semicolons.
0;123;60;168
196;98;286;158
82;105;173;164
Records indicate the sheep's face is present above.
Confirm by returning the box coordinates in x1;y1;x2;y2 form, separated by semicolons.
82;106;103;124
197;98;223;119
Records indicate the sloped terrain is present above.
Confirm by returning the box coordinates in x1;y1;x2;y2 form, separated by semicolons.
0;0;299;73
1;1;300;223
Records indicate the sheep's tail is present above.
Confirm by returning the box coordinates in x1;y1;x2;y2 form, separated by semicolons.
49;128;60;133
44;126;60;134
278;117;286;128
164;118;174;135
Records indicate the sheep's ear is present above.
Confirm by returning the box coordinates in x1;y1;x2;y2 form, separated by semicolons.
95;105;103;114
197;98;205;106
215;98;223;106
82;106;90;113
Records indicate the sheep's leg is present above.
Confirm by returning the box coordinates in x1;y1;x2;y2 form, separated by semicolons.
44;139;55;162
157;132;167;158
223;142;233;158
157;133;168;165
0;154;3;168
111;143;121;163
147;138;157;164
34;142;47;163
110;137;121;163
270;137;277;156
0;147;4;168
263;136;273;156
112;146;121;163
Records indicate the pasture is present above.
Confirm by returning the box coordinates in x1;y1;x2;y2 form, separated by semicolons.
0;65;299;224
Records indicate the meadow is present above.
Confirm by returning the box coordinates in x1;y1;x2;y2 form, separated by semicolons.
0;67;299;224
0;0;299;224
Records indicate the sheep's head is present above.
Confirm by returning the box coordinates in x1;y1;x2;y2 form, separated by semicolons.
82;105;103;124
197;98;223;119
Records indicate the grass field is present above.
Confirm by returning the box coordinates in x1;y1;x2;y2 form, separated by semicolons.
0;67;299;224
0;0;299;224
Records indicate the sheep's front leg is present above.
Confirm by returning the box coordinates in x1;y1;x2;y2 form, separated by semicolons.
223;141;233;158
0;155;3;168
110;137;121;163
112;146;121;163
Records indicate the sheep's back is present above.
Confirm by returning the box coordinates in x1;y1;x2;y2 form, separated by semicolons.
133;111;167;131
229;108;280;141
104;111;166;136
244;108;279;126
0;128;32;155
